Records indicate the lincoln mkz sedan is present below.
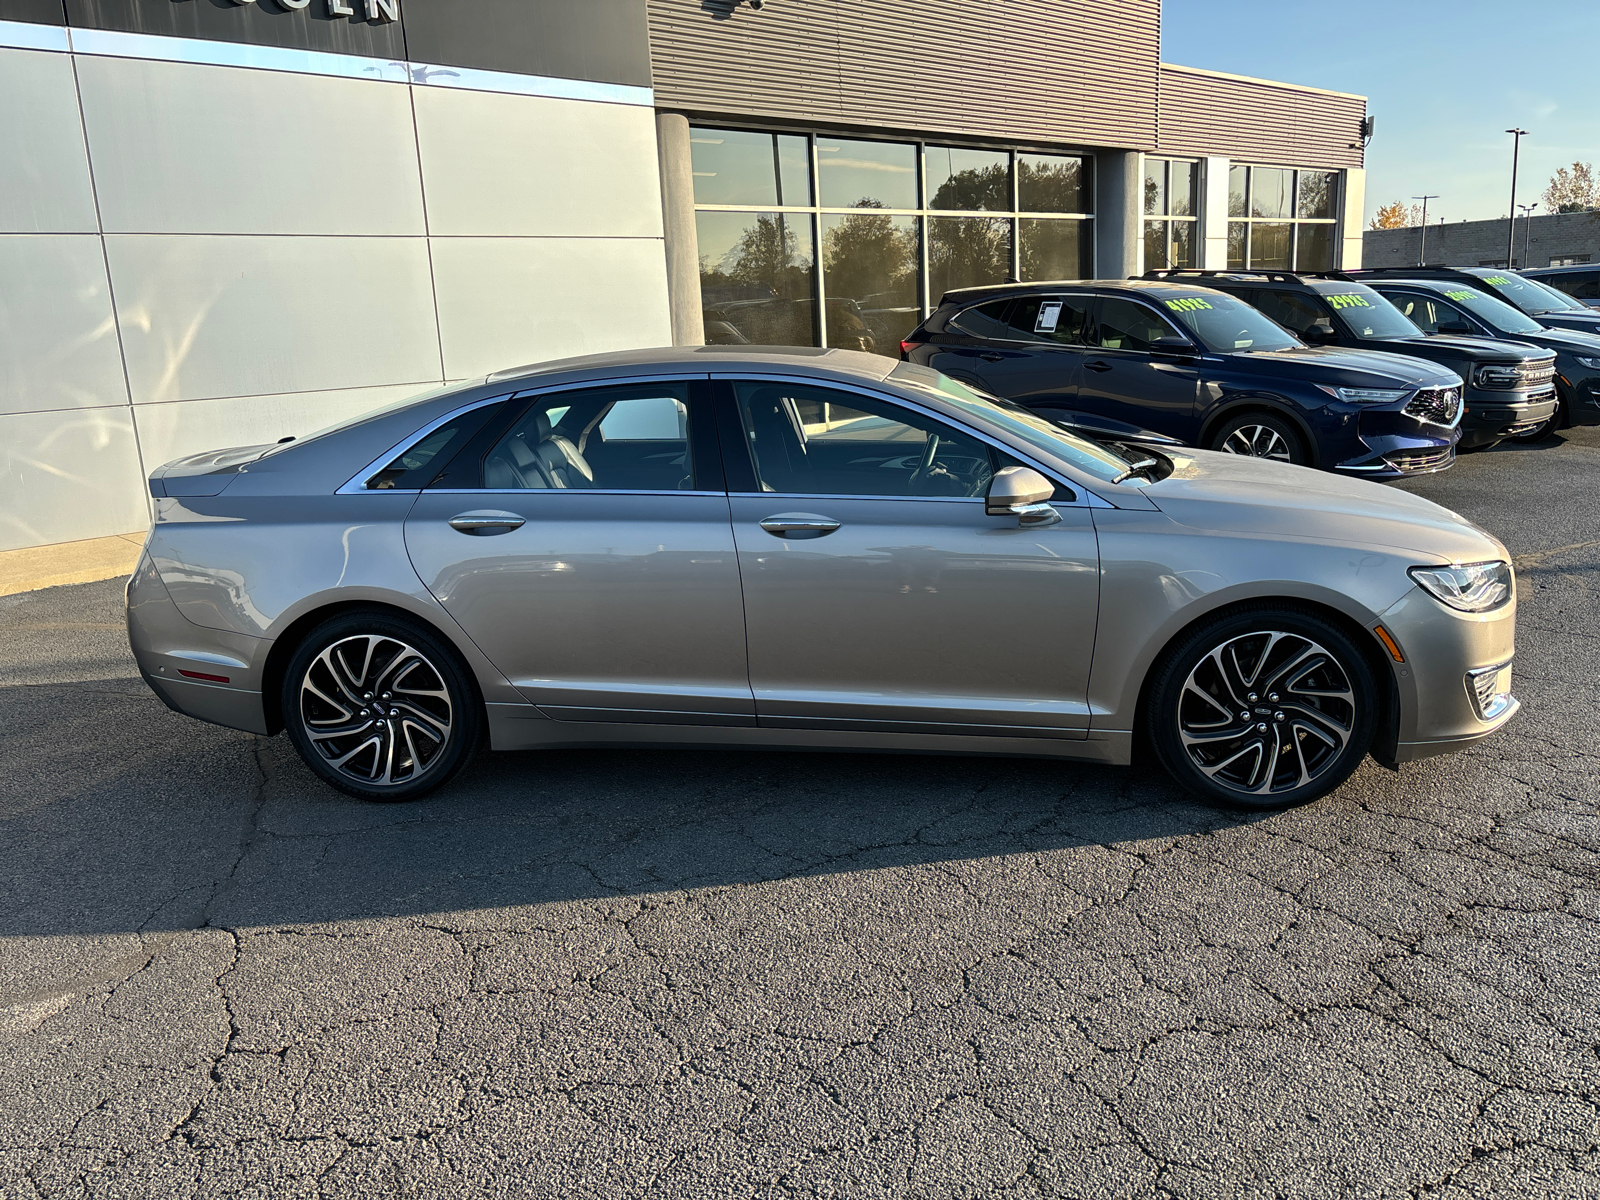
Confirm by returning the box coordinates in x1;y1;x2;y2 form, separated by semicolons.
128;348;1519;810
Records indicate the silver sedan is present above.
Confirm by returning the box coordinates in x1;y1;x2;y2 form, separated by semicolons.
127;348;1519;809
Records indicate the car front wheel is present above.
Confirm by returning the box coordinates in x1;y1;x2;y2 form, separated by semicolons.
1209;412;1308;466
281;611;481;802
1146;607;1377;810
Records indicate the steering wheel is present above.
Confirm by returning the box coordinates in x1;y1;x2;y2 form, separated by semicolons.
907;433;940;491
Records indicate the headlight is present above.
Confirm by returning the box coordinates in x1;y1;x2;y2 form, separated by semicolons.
1315;385;1410;404
1472;364;1520;389
1408;560;1513;612
1575;355;1600;370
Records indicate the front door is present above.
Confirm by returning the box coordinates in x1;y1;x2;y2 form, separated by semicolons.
404;379;755;724
1076;295;1203;440
718;378;1100;738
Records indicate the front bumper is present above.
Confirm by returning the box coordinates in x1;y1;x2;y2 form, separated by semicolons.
1458;386;1558;446
1334;405;1460;480
1371;584;1518;764
1559;372;1600;426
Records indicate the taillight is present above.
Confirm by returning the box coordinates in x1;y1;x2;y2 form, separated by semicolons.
899;339;916;356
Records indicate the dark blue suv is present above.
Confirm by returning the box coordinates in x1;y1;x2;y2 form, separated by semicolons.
900;280;1465;478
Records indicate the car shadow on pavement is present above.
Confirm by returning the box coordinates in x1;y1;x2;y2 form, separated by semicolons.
0;670;1255;940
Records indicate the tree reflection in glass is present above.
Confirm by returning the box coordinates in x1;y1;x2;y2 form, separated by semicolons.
929;216;1012;300
1019;155;1086;213
1021;218;1089;281
696;210;818;346
927;148;1010;211
822;203;920;356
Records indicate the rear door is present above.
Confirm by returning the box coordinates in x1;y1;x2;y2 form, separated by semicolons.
968;293;1092;416
403;378;756;725
1076;295;1203;439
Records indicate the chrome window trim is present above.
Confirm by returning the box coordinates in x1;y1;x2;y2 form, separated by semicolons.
722;371;1115;506
335;374;712;496
948;291;1095;348
421;489;726;498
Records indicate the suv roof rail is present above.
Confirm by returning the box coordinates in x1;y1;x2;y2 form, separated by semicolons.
1141;267;1361;288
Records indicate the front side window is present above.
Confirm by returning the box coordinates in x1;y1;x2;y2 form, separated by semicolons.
481;385;698;492
1386;294;1472;336
1089;297;1186;352
1251;290;1332;338
732;382;996;498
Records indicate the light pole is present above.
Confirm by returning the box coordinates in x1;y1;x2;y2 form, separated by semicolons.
1413;194;1439;265
1505;128;1528;268
1518;203;1538;268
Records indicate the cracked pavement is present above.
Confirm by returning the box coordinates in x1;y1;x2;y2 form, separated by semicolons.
2;428;1599;1198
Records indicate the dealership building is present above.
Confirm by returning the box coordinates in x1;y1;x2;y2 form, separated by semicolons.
0;0;1368;555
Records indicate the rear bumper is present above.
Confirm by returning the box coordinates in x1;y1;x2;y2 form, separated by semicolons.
1459;386;1558;446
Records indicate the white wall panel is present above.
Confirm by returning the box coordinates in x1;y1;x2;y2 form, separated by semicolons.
76;56;425;236
0;407;147;552
105;234;442;404
430;236;670;379
0;48;99;234
414;88;664;238
133;382;438;470
0;235;129;417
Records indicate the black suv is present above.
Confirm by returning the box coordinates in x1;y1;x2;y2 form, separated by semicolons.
1358;276;1600;438
1524;263;1600;308
1145;269;1558;448
1350;266;1600;337
900;280;1464;478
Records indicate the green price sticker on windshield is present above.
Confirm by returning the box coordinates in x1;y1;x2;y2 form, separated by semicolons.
1444;289;1476;301
1483;275;1511;285
1164;297;1212;312
1327;294;1372;310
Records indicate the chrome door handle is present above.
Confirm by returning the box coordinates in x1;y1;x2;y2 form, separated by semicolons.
759;513;841;538
979;352;1005;362
448;510;525;535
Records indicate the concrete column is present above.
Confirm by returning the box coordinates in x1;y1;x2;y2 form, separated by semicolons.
1201;155;1230;269
1339;167;1366;269
655;112;704;346
1094;149;1142;280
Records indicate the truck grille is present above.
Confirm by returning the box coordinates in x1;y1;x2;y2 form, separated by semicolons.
1404;386;1462;425
1517;361;1557;386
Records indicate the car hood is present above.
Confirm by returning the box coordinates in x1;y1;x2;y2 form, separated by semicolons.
1538;311;1600;334
1389;334;1550;362
1521;326;1600;356
1138;447;1505;563
1246;346;1460;388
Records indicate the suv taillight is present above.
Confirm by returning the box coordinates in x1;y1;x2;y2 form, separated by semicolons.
899;339;916;357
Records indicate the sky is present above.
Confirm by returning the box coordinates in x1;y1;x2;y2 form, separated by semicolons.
1161;0;1600;226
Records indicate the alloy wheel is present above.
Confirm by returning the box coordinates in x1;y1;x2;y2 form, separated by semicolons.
297;634;454;787
1220;424;1293;461
1176;630;1356;797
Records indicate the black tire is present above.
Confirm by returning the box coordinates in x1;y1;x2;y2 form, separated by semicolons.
280;610;482;802
1208;412;1309;466
1146;606;1377;811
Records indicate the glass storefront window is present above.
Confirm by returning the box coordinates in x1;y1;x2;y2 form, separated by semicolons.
1229;166;1341;271
1227;222;1247;269
1295;223;1333;270
1143;159;1199;271
690;129;811;208
1172;221;1194;268
929;216;1012;300
1018;154;1088;213
1143;159;1165;216
1020;218;1091;281
822;212;921;353
690;128;1097;353
1297;171;1336;220
1170;161;1195;217
817;137;917;209
695;210;817;347
1229;165;1248;218
1144;220;1169;269
1251;168;1293;219
1251;222;1292;269
926;146;1010;211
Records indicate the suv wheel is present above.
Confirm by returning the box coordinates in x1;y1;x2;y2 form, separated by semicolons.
281;611;481;802
1146;607;1377;810
1210;413;1307;465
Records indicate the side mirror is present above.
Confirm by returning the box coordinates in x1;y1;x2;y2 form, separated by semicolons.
986;466;1061;527
1300;323;1336;344
1148;335;1197;355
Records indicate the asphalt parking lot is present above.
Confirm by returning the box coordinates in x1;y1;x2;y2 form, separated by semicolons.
3;429;1599;1199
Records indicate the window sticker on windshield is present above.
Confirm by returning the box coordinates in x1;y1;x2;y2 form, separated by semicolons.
1327;294;1371;310
1483;275;1511;285
1035;301;1063;332
1444;290;1477;301
1164;297;1212;312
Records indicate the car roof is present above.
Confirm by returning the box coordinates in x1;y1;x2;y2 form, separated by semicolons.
1524;263;1596;275
484;344;897;386
1359;277;1467;292
937;279;1224;308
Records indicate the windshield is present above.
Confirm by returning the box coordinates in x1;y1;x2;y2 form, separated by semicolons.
1319;286;1424;340
1472;270;1573;315
888;361;1135;483
1154;291;1301;352
1434;284;1544;335
1522;275;1590;311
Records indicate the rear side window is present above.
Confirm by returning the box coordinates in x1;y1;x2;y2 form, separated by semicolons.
1005;295;1090;345
949;299;1016;340
364;405;502;490
481;384;698;492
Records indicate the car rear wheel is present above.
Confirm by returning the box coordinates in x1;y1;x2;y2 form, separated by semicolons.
281;611;481;802
1146;607;1377;810
1209;412;1308;466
